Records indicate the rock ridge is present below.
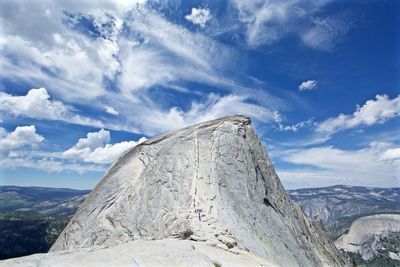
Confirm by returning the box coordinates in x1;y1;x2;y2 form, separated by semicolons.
49;115;345;266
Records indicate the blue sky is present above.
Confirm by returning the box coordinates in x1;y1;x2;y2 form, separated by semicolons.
0;0;399;190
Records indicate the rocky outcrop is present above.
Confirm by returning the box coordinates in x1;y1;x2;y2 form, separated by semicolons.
25;115;342;266
335;214;400;260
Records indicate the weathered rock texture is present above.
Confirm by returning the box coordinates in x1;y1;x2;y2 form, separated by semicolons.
49;115;344;266
335;214;400;260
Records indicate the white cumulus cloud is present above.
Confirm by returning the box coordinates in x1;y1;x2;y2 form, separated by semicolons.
0;127;135;174
316;94;400;135
105;106;119;116
298;80;318;91
0;125;44;156
0;88;104;128
74;129;110;150
185;7;212;28
62;129;147;164
379;148;400;163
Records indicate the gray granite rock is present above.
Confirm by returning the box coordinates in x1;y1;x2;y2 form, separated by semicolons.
335;214;400;260
49;115;345;266
2;239;279;267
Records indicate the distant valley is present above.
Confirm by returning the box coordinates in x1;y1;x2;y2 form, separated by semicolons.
288;185;400;266
0;186;89;259
288;185;399;222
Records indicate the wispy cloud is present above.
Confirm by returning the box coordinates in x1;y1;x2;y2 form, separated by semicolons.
118;7;235;94
131;93;283;135
0;24;118;102
278;118;315;132
229;0;355;51
300;14;354;51
276;142;400;188
232;0;297;47
0;156;106;174
0;1;125;103
230;0;341;48
0;0;285;138
275;94;400;146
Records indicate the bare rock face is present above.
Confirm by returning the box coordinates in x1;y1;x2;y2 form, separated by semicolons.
50;115;344;266
335;214;400;260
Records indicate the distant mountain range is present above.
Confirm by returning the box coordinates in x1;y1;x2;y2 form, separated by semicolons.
0;186;90;215
0;186;89;259
288;185;399;224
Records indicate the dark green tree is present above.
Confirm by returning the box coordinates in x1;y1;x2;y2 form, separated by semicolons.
352;257;357;267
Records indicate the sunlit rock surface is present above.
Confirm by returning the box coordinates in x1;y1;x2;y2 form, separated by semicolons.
5;115;345;266
335;214;400;260
1;239;279;267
